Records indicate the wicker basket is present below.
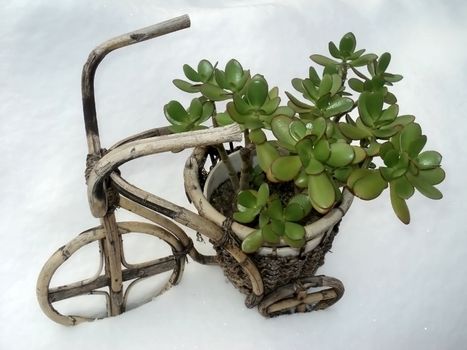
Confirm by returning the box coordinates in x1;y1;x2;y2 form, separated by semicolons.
185;147;353;311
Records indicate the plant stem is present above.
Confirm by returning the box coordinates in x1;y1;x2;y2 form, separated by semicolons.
212;108;239;191
238;130;254;191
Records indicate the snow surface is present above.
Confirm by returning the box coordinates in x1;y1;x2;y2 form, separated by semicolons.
1;1;466;349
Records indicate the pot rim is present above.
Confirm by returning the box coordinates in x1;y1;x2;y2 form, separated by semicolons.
184;147;354;256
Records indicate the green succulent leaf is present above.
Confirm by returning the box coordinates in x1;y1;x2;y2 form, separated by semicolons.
225;59;244;86
338;122;371;140
327;143;355;167
305;158;325;175
328;41;341;59
310;54;339;67
351;170;388;200
257;183;270;207
351;53;378;67
284;222;306;241
284;203;305;221
197;60;214;82
215;112;234;126
283;236;306;248
247;76;269;107
392;176;415;199
172;79;199;93
183;64;201;82
267;199;283;221
406;172;443;200
271;115;295;148
348;78;364;92
256;142;280;173
271;156;302;181
233;208;260;224
262;225;281;244
323;97;354;118
390;184;410;224
418;168;445;185
241;229;263;253
339;32;356;57
200;84;229;101
313;139;331;162
164;100;188;125
416;151;442;169
408;135;427;158
377;52;391;74
308;172;336;211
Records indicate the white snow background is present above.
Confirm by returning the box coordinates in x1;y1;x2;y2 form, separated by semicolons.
1;1;466;349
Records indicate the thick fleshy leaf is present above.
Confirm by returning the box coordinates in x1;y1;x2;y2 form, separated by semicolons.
308;172;336;210
313;139;331;162
261;97;280;114
327;143;355;167
292;78;305;93
347;168;370;188
247;76;269;107
383;115;415;129
305;158;325;175
214;112;234;126
366;141;381;157
283;236;305;248
214;69;228;89
378;104;399;125
262;225;281;244
288;194;311;215
406;172;443;200
350;48;365;59
225;59;244;85
390;184;410;224
302;79;319;101
377;53;391;74
200;84;229;101
257;183;270;207
399;123;422;152
348;78;364;92
384;92;398;105
416;151;442;169
323;97;354;118
418;168;445;185
351;53;377;67
289;120;307;142
352;170;388;200
352;146;367;164
271;156;302;181
189;98;203;118
256;142;280;172
328;41;341;59
383;73;403;83
339;32;356;57
237;190;258;209
310;54;339;67
197;60;214;82
285;91;314;109
408;135;427;158
318;74;333;98
172;79;199;93
284;203;305;221
309;67;321;85
330;74;342;95
183;64;201;82
164;100;188;124
233;94;253;115
295;138;313;166
392;176;414;199
267;199;283;220
241;229;263;253
372;126;402;139
309;117;327;139
365;92;384;120
334;167;353;182
233;208;260;224
338;122;371;140
294;170;308;188
271;115;295;146
249;129;267;145
284;222;305;240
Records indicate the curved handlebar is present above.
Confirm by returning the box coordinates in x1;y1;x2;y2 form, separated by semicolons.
82;15;191;156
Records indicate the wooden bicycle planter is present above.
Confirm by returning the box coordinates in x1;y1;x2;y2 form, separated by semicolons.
36;15;352;326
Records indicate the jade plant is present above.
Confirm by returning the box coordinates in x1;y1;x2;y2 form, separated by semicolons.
164;32;445;253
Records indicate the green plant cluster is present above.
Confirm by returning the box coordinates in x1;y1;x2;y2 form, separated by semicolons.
164;32;445;253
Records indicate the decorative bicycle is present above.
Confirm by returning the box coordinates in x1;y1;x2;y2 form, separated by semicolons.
37;15;351;326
